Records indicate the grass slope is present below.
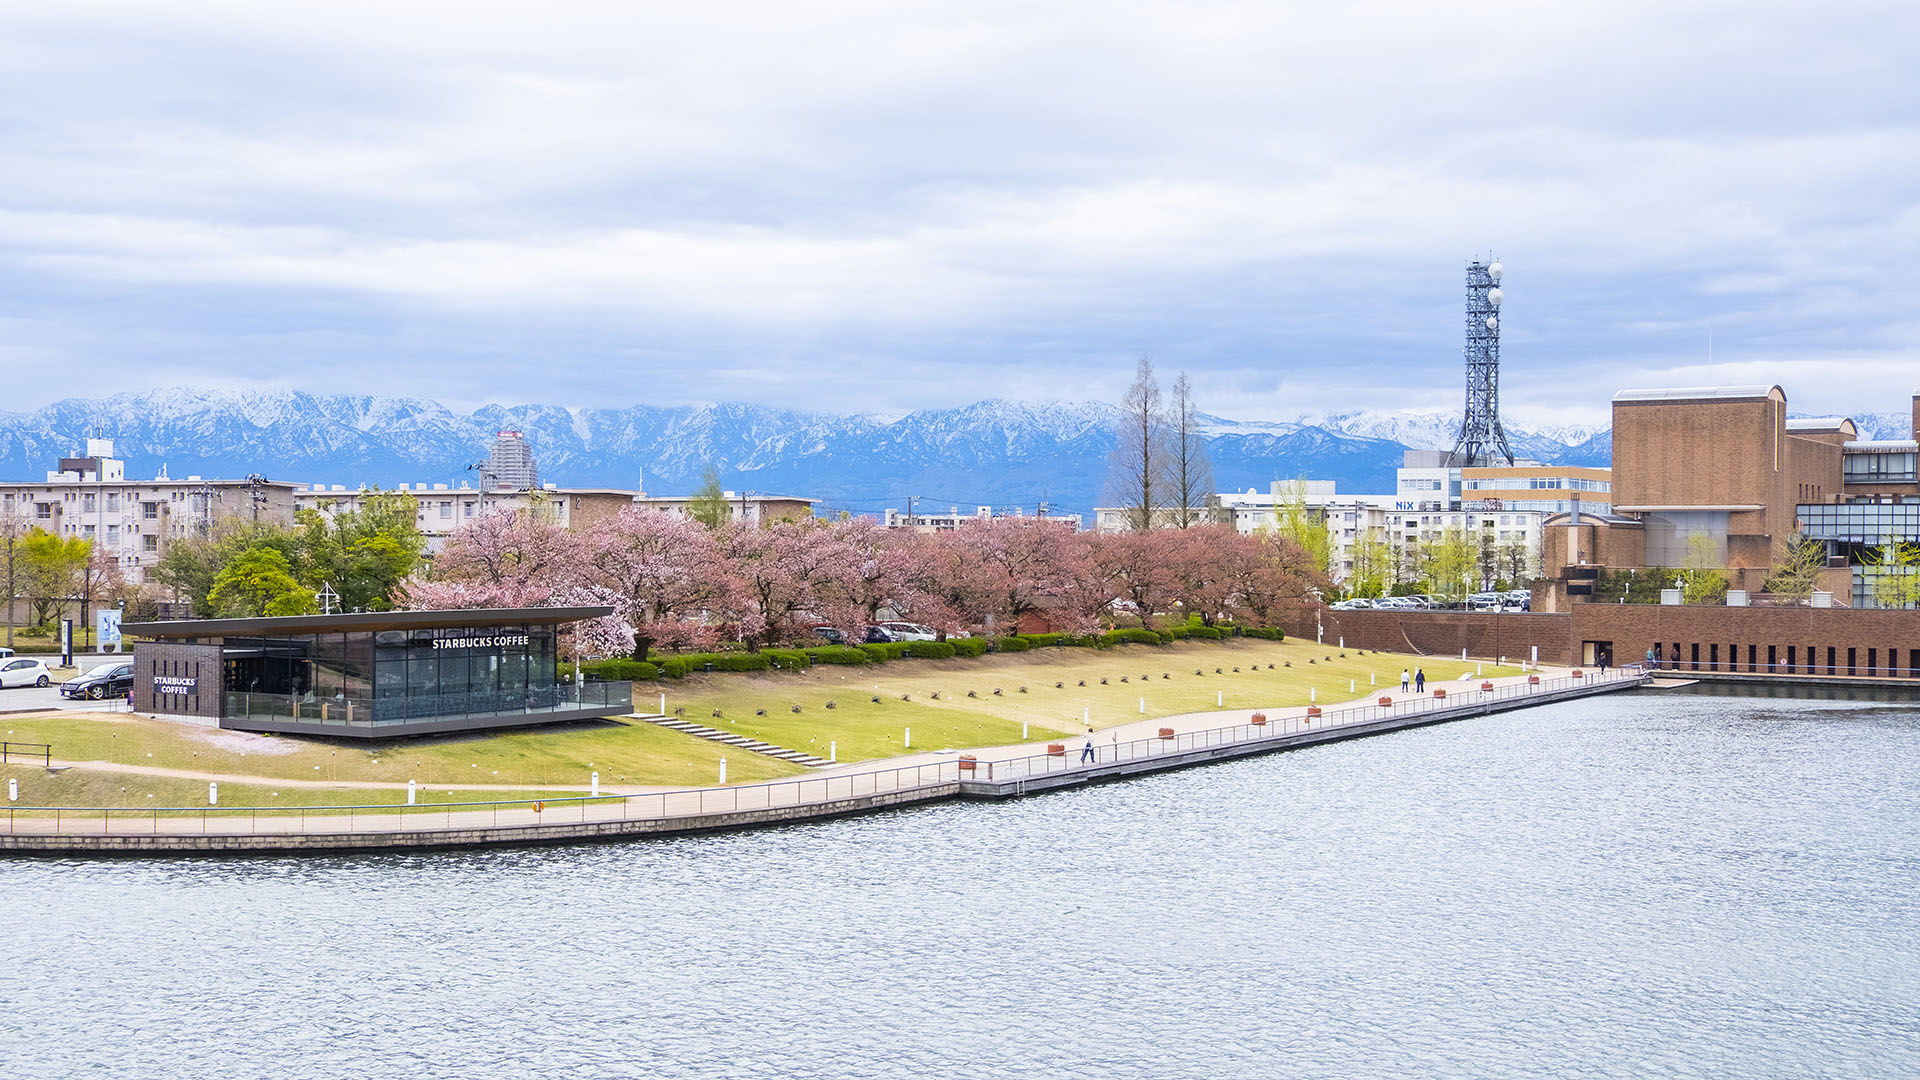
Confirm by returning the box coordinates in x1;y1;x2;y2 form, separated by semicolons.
658;639;1522;762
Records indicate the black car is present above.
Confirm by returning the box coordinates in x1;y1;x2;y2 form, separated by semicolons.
863;626;900;644
811;626;847;645
61;662;134;700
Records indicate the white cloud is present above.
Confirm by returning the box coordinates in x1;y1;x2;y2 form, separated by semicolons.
0;0;1915;421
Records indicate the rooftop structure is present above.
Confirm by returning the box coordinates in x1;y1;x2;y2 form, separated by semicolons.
1449;258;1515;467
483;430;539;492
125;606;631;738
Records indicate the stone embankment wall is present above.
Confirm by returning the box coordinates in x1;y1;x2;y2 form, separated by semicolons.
1283;605;1920;677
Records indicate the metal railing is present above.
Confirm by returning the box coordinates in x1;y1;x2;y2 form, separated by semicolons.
221;681;635;730
4;669;1643;840
1;741;51;766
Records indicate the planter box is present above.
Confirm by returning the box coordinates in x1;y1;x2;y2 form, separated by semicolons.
1377;696;1393;706
1571;669;1584;678
1047;743;1066;756
1250;712;1267;726
1433;688;1446;699
1158;727;1176;739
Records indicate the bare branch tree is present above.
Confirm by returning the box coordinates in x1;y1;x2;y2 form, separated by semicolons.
1166;372;1214;528
1106;356;1167;532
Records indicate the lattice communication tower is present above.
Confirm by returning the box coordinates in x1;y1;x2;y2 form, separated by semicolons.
1449;257;1514;467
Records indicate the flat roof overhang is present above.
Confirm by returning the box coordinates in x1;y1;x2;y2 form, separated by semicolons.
1611;505;1765;513
124;606;614;640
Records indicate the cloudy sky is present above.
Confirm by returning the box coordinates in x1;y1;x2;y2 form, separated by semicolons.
2;1;1915;426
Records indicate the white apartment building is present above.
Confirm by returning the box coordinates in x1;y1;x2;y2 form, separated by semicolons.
885;505;1083;531
0;439;300;584
297;482;819;552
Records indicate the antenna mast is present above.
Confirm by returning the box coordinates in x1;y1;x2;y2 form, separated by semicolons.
1449;257;1515;467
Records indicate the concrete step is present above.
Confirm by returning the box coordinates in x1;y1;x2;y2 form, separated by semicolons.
635;714;830;768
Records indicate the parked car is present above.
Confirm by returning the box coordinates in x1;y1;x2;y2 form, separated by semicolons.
0;647;14;660
810;626;847;646
60;662;133;700
863;626;901;644
879;621;938;641
0;657;51;689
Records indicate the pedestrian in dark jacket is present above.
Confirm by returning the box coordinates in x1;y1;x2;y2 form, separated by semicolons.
1414;668;1426;692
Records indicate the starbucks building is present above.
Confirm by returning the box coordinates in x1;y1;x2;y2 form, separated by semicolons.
126;607;632;738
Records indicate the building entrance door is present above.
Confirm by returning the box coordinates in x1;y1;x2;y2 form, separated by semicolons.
1582;640;1613;667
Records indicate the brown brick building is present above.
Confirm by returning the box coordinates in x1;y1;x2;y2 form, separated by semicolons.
1542;385;1920;607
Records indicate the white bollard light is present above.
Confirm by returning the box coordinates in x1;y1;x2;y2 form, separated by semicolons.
1217;691;1223;707
1371;672;1376;686
1461;648;1468;661
719;757;727;784
407;779;416;805
830;741;837;762
591;771;599;797
1021;722;1028;740
904;728;911;749
659;692;666;716
1349;680;1355;693
1139;698;1145;714
1477;662;1483;676
1310;687;1316;702
7;778;15;802
1083;707;1089;725
208;782;218;806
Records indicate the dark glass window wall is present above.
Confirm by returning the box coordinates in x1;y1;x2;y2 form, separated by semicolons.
221;625;559;720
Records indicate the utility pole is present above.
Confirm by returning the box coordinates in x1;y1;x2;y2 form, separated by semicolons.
247;474;268;522
906;495;915;528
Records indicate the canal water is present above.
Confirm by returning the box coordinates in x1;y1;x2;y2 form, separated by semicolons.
3;690;1917;1079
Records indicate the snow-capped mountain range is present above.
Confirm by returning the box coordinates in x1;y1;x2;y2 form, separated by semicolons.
0;388;1903;521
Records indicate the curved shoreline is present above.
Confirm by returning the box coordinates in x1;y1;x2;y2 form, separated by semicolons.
1;670;1645;856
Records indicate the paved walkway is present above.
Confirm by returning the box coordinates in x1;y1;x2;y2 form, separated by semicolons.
4;665;1632;844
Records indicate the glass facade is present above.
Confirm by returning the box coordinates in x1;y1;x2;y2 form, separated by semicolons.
1797;502;1920;544
220;624;565;725
1842;449;1918;484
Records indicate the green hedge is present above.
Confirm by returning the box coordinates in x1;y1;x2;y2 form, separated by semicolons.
584;658;661;681
1019;633;1062;647
1186;625;1223;640
1101;628;1166;648
807;645;872;665
906;640;957;660
1238;626;1285;641
1164;625;1189;640
993;636;1030;653
762;648;811;671
950;637;990;658
862;642;911;662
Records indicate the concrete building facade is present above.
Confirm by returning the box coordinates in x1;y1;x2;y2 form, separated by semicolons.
0;439;299;584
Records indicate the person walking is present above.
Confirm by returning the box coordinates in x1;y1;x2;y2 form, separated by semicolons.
1414;668;1426;693
1081;728;1096;764
1400;668;1410;692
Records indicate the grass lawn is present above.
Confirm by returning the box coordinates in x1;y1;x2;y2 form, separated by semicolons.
0;637;1527;801
654;638;1527;762
0;762;587;811
0;713;808;794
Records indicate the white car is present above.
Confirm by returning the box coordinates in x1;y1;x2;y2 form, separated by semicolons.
879;621;939;642
0;657;52;688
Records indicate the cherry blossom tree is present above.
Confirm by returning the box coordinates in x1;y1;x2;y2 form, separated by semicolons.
722;518;865;648
1090;530;1183;628
830;518;958;635
938;518;1098;634
432;507;584;594
587;507;744;659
